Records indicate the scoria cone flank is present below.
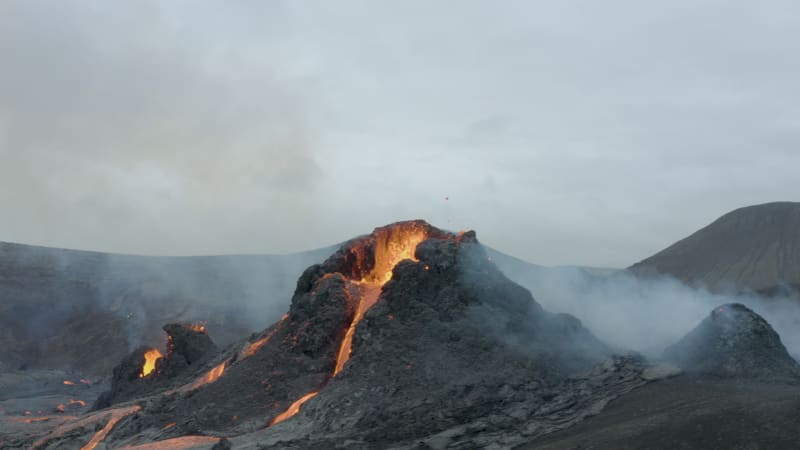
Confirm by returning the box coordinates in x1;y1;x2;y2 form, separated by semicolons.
630;201;800;292
12;220;653;449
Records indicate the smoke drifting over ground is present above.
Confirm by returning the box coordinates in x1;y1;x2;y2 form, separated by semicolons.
0;241;334;374
503;266;800;359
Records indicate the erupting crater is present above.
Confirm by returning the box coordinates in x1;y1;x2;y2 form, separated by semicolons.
19;219;639;450
333;222;432;375
270;221;454;422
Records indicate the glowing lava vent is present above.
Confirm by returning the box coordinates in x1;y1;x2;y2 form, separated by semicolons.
139;349;163;378
333;222;432;375
271;221;456;424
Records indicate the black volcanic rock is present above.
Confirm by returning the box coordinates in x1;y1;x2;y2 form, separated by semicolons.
93;323;220;409
254;230;631;449
664;303;800;378
629;202;800;291
24;221;651;450
160;323;218;371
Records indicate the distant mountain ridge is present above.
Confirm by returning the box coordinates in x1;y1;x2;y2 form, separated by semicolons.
630;202;800;292
0;241;334;374
0;238;564;375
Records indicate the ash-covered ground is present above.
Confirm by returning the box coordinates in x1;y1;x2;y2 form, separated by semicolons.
3;221;799;449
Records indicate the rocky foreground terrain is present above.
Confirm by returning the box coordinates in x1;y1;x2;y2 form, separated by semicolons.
2;220;798;449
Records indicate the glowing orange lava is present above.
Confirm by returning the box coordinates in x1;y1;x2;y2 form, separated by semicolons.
333;283;381;375
140;349;163;378
81;406;142;450
118;435;221;449
271;223;432;426
31;405;141;450
270;392;319;425
63;380;75;385
239;314;288;359
169;359;229;394
199;360;226;385
188;321;207;333
334;224;428;375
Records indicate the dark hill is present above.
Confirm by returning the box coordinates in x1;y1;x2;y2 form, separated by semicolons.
524;304;800;450
0;239;568;375
13;221;650;450
629;202;800;292
663;303;800;378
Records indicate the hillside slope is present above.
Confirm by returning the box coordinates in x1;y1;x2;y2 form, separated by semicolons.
629;202;800;292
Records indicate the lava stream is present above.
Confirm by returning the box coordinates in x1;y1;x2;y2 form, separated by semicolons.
31;405;141;450
81;406;141;450
169;359;229;394
118;436;222;449
270;392;319;425
271;223;430;424
239;314;288;359
334;283;382;375
333;225;427;375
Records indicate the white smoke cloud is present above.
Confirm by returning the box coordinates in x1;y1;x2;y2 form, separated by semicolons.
505;267;800;359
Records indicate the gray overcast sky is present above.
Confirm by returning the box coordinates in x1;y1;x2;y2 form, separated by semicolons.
1;1;798;267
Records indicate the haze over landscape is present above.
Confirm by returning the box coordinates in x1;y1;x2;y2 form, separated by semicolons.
2;1;800;267
2;2;800;450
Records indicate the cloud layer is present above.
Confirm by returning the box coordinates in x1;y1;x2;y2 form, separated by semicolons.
2;1;799;266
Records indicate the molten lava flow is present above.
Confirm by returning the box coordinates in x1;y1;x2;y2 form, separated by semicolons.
31;405;141;450
333;283;381;375
199;360;226;385
239;314;288;359
334;224;429;375
63;380;75;385
269;223;434;426
118;436;221;449
270;391;319;426
140;349;164;378
80;406;142;450
69;399;87;407
168;359;230;394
